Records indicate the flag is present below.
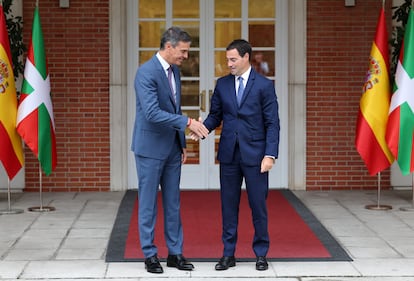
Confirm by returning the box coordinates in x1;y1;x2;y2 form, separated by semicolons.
17;6;57;175
386;8;414;176
355;7;394;176
0;5;24;179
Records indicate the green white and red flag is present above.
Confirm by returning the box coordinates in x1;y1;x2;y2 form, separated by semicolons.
386;8;414;176
17;6;57;175
0;5;24;179
355;7;394;175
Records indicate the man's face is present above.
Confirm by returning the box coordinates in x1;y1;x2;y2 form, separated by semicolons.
226;48;250;76
166;41;190;66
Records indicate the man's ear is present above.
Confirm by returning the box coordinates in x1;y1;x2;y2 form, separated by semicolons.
165;42;173;50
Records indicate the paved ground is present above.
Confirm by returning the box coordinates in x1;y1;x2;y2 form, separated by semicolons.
1;189;414;281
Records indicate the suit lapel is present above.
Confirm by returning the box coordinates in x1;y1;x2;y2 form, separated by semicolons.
239;71;255;107
228;76;239;109
153;56;178;112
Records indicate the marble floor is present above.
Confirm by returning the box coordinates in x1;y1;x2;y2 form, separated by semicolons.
1;189;414;281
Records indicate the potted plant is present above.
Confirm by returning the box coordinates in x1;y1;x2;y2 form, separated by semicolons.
3;0;26;79
391;0;411;77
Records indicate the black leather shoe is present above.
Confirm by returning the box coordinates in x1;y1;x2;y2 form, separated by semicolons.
145;255;163;273
167;254;194;271
215;256;236;270
256;256;268;271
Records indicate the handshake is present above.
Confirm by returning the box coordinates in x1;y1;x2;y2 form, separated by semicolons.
187;117;208;141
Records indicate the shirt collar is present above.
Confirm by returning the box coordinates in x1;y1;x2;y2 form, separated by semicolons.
156;52;171;72
237;66;252;81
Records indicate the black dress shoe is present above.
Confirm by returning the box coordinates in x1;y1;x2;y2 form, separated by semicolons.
145;255;163;273
256;256;268;271
166;254;194;271
215;256;236;270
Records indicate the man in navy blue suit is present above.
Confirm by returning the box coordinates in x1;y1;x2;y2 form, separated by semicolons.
200;39;280;271
131;26;208;274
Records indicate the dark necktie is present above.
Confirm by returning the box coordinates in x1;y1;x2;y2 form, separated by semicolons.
168;66;176;103
237;76;244;106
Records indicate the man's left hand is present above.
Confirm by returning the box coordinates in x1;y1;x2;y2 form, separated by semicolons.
182;148;188;164
260;157;275;173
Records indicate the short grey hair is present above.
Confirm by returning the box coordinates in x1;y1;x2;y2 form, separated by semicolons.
160;26;192;49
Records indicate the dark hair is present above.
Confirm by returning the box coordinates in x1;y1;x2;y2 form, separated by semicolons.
160;26;192;49
226;39;252;60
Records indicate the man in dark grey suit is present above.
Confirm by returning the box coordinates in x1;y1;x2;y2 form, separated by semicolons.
131;26;208;274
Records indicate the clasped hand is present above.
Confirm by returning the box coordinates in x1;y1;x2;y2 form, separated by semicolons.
188;117;208;140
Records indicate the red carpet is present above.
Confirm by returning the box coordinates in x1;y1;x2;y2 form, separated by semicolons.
106;190;352;262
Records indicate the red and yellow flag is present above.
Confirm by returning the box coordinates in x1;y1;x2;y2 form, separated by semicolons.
355;7;394;175
0;5;24;180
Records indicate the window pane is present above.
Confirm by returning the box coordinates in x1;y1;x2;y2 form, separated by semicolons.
215;21;241;48
251;51;274;76
249;0;274;18
181;81;199;106
173;0;199;18
215;0;241;18
181;51;199;77
139;51;156;66
173;21;200;48
139;0;165;18
248;21;274;47
139;22;165;48
184;109;201;164
214;51;228;77
184;139;200;164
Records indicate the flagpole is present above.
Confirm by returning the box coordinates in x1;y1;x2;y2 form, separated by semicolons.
365;172;392;210
400;173;414;211
0;178;23;214
28;165;55;212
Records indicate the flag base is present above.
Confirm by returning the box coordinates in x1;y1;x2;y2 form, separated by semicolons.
364;173;392;211
27;166;56;213
0;208;24;214
28;206;56;212
1;179;24;215
400;206;414;212
365;204;392;210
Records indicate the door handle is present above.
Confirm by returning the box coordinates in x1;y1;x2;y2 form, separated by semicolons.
200;90;206;112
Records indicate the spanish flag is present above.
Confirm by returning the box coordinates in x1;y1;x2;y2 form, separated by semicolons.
0;5;24;180
355;6;394;175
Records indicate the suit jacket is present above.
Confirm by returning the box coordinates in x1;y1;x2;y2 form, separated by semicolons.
204;68;280;165
131;55;187;160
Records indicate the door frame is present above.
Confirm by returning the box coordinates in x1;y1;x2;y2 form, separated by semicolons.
108;0;307;191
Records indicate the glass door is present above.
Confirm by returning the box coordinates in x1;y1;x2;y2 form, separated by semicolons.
129;0;287;189
202;0;280;189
